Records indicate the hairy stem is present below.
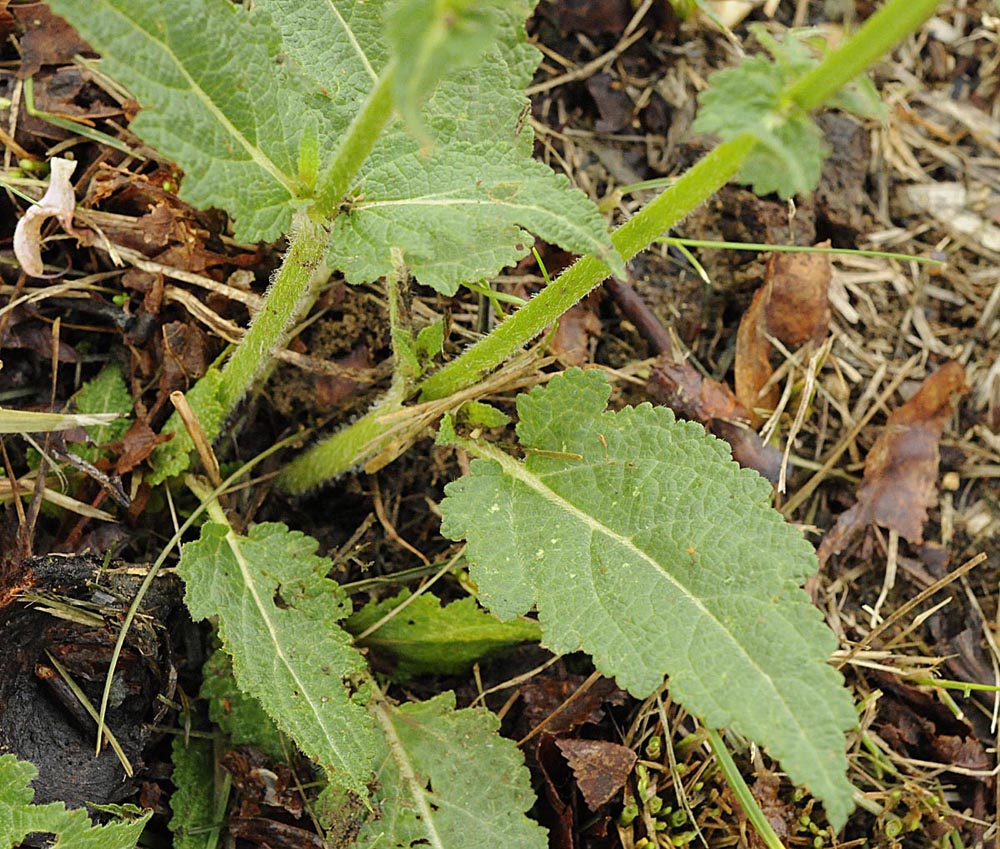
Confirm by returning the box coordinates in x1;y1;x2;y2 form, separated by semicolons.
418;134;754;401
217;214;331;415
315;67;396;217
277;0;940;489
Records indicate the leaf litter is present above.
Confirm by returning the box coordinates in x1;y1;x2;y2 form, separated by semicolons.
1;0;1000;847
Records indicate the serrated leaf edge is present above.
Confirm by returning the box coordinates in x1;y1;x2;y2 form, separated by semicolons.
217;524;362;784
369;697;447;849
456;434;846;782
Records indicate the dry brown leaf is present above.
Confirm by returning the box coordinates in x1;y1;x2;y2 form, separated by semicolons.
14;5;92;78
550;301;602;367
555;738;637;811
647;353;783;482
735;246;832;424
818;361;968;565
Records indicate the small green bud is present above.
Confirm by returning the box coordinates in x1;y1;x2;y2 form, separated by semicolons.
19;158;48;174
619;803;639;826
884;816;903;839
646;736;662;758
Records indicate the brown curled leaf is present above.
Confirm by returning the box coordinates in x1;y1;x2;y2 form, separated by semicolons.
735;246;832;424
818;361;968;564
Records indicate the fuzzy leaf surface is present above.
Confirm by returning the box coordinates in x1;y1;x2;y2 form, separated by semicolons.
47;0;329;242
331;141;621;295
0;754;150;849
52;0;619;292
263;0;619;292
201;648;286;762
357;692;547;849
692;27;884;199
439;369;856;828
178;522;375;796
346;590;541;679
169;736;217;849
386;0;502;143
693;55;825;197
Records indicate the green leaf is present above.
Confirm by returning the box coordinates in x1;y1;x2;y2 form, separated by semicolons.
346;590;541;679
331;142;622;295
438;368;857;829
73;362;131;438
169;736;219;849
178;522;376;797
46;0;329;242
386;0;502;145
261;0;622;292
201;648;287;762
148;368;226;485
460;401;511;429
0;753;150;849
692;26;884;199
52;0;619;290
70;362;132;462
693;55;825;197
358;692;547;849
414;319;445;364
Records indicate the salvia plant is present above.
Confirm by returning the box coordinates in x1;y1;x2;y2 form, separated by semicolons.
5;0;940;845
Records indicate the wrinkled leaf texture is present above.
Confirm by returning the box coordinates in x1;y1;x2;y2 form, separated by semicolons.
178;522;375;797
168;736;216;849
48;0;619;294
439;369;857;828
359;693;547;849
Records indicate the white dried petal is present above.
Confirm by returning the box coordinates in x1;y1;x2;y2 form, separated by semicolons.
13;157;79;277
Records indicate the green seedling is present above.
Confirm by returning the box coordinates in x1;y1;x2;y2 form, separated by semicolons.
11;0;944;845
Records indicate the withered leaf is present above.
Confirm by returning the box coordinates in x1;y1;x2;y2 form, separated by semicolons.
114;420;171;476
647;353;783;482
519;675;626;737
550;300;602;367
735;246;832;423
818;361;968;564
555;738;637;811
14;5;92;78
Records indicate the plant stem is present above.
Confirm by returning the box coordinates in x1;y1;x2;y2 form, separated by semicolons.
315;67;396;217
215;66;399;421
783;0;940;113
276;0;942;487
217;214;331;415
277;135;753;492
706;728;788;849
418;134;755;401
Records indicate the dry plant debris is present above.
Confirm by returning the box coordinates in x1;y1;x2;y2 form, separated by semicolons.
818;360;969;564
734;245;832;424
